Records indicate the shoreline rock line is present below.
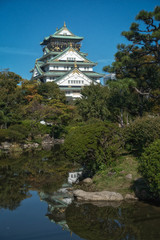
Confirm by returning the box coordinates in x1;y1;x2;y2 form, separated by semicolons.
73;190;138;201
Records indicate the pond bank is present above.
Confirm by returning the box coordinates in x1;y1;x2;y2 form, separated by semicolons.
0;134;64;153
73;189;138;201
72;154;155;202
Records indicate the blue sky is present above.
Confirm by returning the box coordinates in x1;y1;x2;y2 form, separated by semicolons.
0;0;159;80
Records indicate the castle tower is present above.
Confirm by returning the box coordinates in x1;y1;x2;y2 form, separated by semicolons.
31;23;104;99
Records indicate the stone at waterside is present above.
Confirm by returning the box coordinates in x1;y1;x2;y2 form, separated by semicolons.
1;142;11;150
73;190;123;201
83;178;93;184
42;134;54;145
125;194;138;200
23;143;39;149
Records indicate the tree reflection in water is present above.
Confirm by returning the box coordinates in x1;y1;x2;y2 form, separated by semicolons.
1;150;160;240
66;201;160;240
0;148;70;211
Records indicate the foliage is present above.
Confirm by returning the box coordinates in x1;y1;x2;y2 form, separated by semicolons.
0;149;70;210
107;79;138;126
21;79;40;103
37;81;66;103
103;7;160;117
122;6;160;64
66;202;141;240
0;72;24;128
63;121;123;174
124;116;160;154
139;139;160;197
21;120;50;137
0;71;76;141
76;84;110;121
0;129;26;142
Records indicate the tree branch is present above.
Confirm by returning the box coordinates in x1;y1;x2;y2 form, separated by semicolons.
134;87;150;95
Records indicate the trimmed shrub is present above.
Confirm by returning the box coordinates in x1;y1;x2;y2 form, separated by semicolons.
139;139;160;197
124;116;160;154
8;124;29;138
63;121;123;174
0;129;10;142
0;128;26;142
21;120;50;137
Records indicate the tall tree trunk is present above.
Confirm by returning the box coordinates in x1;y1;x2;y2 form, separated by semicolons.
139;95;144;117
120;109;124;128
126;112;129;125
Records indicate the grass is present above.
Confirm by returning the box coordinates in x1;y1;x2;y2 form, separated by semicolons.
93;155;141;195
76;154;142;196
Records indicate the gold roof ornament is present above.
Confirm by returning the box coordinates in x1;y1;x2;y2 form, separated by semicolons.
70;42;73;47
64;21;66;27
73;68;80;74
74;62;77;68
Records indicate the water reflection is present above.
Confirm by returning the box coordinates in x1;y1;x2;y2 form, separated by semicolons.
40;183;73;232
1;151;160;240
0;148;70;210
66;202;160;240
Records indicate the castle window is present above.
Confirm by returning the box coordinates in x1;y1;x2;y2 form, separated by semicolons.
67;57;76;61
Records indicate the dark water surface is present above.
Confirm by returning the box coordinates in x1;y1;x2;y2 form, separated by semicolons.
0;150;160;240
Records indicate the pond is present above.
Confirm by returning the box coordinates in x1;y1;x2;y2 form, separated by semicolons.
0;149;160;240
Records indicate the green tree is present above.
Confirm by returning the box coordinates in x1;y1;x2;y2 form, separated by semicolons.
37;82;66;103
139;139;160;198
0;71;23;128
63;121;123;174
103;7;160;117
107;79;137;126
76;84;110;121
124;116;160;154
122;6;160;64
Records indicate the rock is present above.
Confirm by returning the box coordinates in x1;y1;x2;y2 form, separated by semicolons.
32;143;39;148
42;134;54;145
22;143;39;149
23;144;29;149
125;174;132;180
83;178;93;184
1;142;11;150
73;190;123;201
125;194;138;200
54;139;64;144
108;172;116;176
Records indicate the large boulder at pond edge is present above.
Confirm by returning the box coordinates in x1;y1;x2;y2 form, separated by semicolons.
73;190;123;201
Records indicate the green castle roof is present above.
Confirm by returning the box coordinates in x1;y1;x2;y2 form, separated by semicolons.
40;70;103;78
40;46;96;66
53;67;100;84
40;24;83;45
38;47;88;61
32;62;104;79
